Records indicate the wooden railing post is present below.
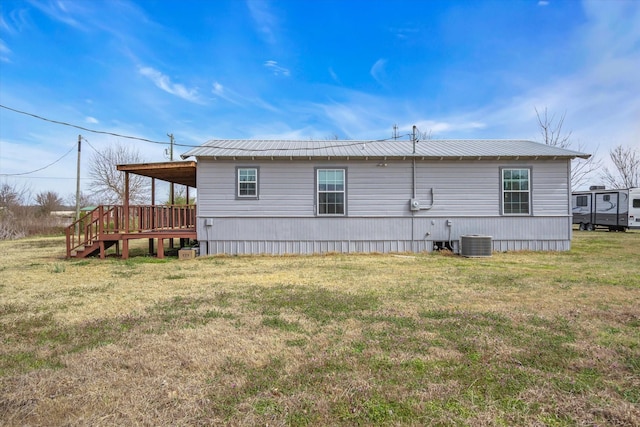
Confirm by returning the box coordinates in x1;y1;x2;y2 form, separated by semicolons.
98;206;104;238
66;227;71;258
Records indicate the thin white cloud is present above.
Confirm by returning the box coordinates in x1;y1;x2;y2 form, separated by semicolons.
246;123;320;140
370;58;387;85
211;81;242;106
390;26;420;40
247;0;278;45
27;0;85;30
0;39;11;62
0;8;30;34
504;0;638;147
211;81;280;113
538;1;550;6
412;120;486;135
85;116;99;124
264;60;290;76
328;67;340;84
212;82;224;96
138;66;201;103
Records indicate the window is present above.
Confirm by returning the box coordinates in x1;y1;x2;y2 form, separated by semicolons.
603;194;610;202
576;195;588;207
502;168;530;215
633;199;640;208
317;168;345;215
237;167;258;198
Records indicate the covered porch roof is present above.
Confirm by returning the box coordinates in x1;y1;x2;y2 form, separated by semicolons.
116;161;197;188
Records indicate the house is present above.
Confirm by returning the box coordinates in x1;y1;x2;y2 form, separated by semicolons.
180;138;590;255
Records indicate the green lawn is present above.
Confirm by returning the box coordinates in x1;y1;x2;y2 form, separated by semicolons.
1;231;639;425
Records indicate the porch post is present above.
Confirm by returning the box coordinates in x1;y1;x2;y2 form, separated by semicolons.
169;182;175;249
124;172;130;234
158;238;165;258
149;177;155;255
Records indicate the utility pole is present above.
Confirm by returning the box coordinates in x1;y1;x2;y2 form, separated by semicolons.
412;125;417;154
167;133;174;161
73;135;82;236
393;124;398;140
75;135;82;230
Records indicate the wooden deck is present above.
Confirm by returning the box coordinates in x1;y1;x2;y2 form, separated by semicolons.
65;205;196;259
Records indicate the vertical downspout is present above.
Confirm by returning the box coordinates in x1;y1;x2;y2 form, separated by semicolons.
411;126;417;246
412;125;417;198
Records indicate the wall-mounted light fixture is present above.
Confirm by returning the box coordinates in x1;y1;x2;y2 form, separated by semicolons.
377;162;388;167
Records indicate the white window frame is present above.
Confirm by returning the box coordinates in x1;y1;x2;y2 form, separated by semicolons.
501;167;531;215
236;167;259;199
316;168;346;216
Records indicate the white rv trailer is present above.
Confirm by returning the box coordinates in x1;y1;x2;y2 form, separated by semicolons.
572;187;640;231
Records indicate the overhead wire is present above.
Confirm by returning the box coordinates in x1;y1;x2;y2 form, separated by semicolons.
0;142;77;176
0;104;169;146
0;103;413;154
83;136;110;162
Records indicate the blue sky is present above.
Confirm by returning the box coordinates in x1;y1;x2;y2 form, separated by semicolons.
1;0;639;201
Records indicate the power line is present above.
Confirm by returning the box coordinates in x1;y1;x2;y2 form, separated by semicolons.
0;176;84;180
83;137;110;162
1;103;412;153
0;104;171;146
0;142;77;176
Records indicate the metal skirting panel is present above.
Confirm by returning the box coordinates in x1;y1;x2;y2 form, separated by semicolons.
492;240;570;252
202;240;431;255
197;216;572;255
198;216;571;242
201;238;569;255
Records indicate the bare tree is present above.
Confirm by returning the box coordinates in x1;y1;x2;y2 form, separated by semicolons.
0;182;31;239
88;142;150;204
0;182;30;208
66;191;95;209
535;107;601;191
600;145;640;189
536;107;572;149
35;191;63;216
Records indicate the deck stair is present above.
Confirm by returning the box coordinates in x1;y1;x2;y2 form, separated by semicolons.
66;204;196;259
71;240;119;259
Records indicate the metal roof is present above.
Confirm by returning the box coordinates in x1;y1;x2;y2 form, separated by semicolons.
117;161;197;187
180;139;591;160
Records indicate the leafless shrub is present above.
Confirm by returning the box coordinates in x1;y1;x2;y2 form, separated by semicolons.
0;206;66;240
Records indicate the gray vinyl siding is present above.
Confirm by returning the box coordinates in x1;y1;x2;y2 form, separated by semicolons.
195;157;573;254
197;159;314;216
197;158;570;217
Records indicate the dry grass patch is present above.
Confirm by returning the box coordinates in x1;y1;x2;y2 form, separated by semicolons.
1;231;639;425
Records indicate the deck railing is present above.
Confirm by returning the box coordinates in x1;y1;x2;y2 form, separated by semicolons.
66;204;196;257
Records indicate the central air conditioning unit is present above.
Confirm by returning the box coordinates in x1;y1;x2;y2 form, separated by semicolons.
460;235;492;257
